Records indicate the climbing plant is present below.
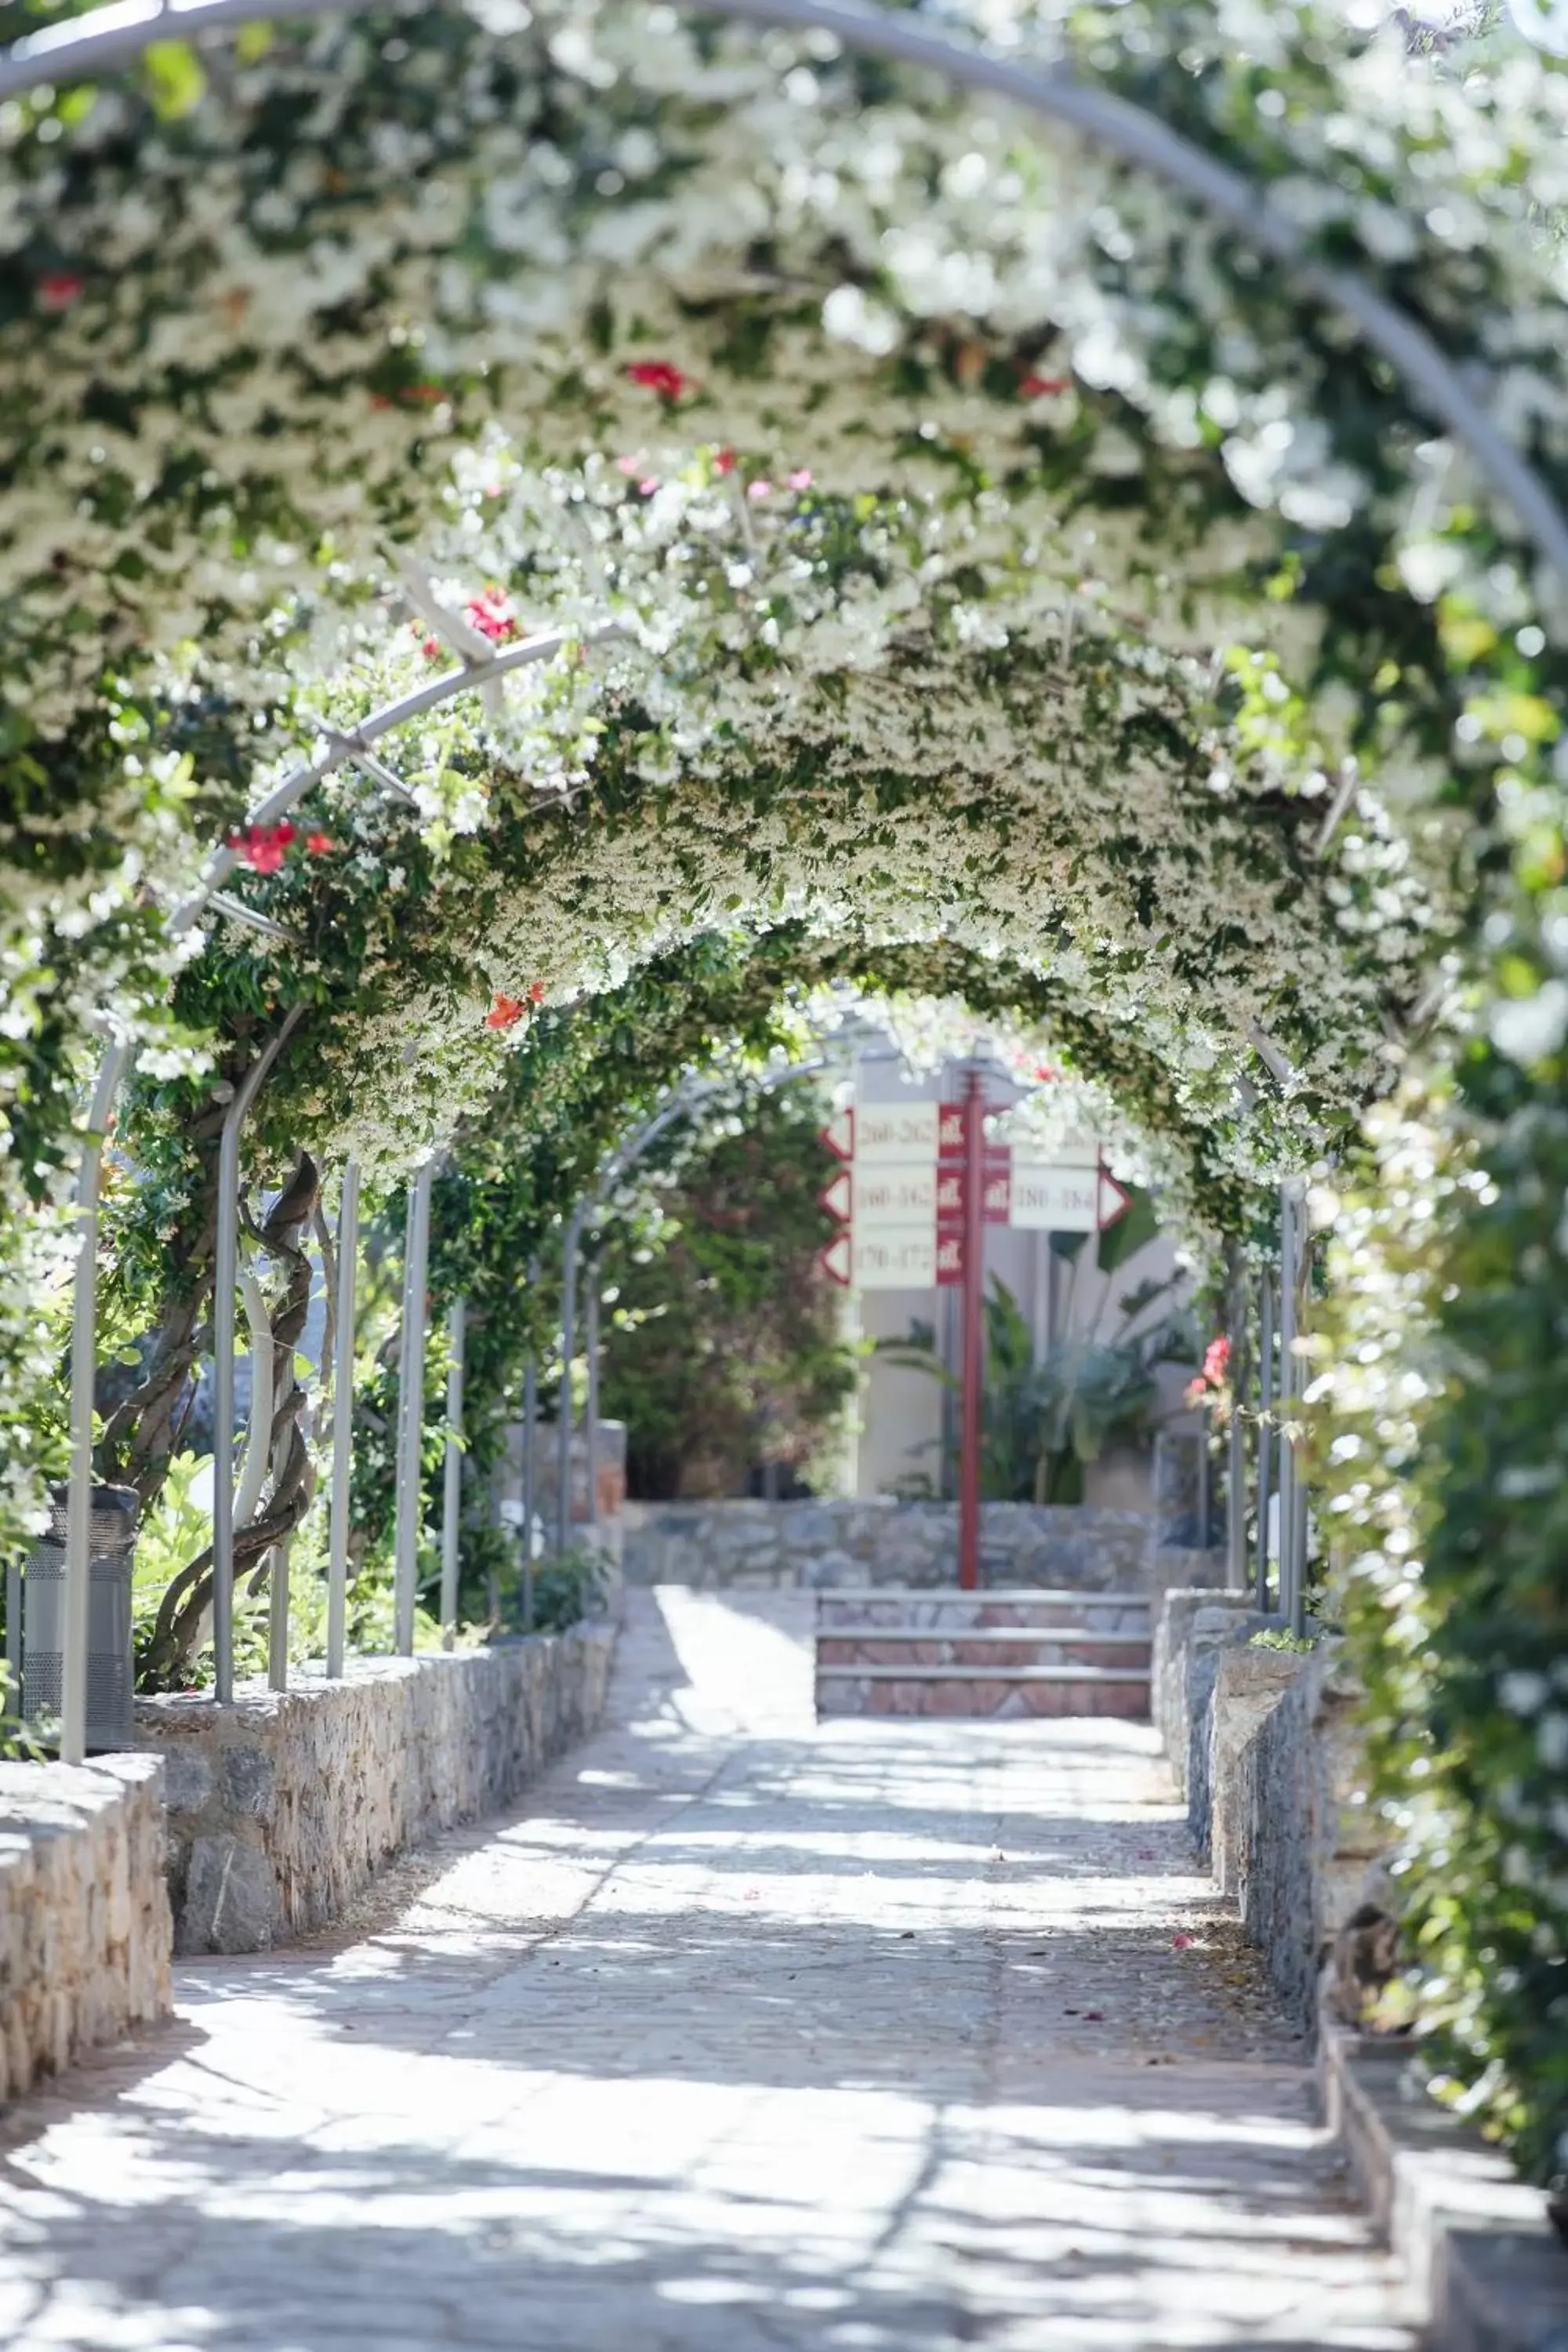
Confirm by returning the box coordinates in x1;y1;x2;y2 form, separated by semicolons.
0;0;1566;2181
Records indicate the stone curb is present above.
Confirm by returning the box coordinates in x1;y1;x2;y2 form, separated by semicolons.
1319;2011;1568;2352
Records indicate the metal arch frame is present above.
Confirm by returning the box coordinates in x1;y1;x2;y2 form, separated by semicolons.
2;0;1567;591
212;1004;305;1705
56;619;622;1733
551;1058;829;1557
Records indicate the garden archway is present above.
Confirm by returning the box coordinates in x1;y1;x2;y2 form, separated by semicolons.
2;0;1566;2180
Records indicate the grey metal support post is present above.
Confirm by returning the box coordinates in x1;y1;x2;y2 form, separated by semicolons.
393;1160;434;1655
212;1010;301;1710
60;1041;132;1762
439;1297;467;1650
521;1296;538;1633
3;1555;19;1719
1225;1247;1247;1592
585;1272;601;1537
1288;1193;1312;1640
1255;1265;1275;1613
1277;1179;1304;1634
557;1204;584;1559
325;1159;359;1679
267;1537;290;1692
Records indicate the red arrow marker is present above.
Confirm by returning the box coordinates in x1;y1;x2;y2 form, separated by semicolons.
818;1168;852;1225
820;1109;855;1162
818;1232;852;1287
1097;1163;1134;1231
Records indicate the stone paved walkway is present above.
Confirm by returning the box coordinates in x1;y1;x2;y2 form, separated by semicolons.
0;1591;1417;2350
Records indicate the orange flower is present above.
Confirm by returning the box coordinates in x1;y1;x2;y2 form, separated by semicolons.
485;994;524;1030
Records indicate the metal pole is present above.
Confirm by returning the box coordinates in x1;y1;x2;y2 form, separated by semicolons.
1224;1247;1247;1591
957;1065;985;1591
212;1011;301;1708
1196;1417;1210;1555
267;1537;290;1691
521;1321;537;1632
439;1297;466;1649
3;1555;19;1720
1289;1202;1312;1640
325;1159;359;1679
1255;1264;1274;1613
393;1160;434;1654
59;1044;132;1762
1277;1179;1302;1633
585;1274;601;1537
557;1204;583;1559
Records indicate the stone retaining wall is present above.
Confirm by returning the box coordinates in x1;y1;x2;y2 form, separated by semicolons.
135;1624;616;1956
1;1753;172;2104
624;1498;1224;1594
1155;1589;1388;2035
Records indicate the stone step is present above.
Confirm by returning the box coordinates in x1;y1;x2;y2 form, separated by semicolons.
817;1634;1152;1670
815;1662;1151;1720
816;1586;1149;1607
817;1593;1151;1633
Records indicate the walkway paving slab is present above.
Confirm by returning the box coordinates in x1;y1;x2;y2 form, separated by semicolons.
0;1589;1417;2350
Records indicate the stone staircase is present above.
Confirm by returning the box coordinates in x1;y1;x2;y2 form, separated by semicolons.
813;1588;1152;1719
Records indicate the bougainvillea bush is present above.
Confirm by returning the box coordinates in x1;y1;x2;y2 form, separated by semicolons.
1;0;1567;2178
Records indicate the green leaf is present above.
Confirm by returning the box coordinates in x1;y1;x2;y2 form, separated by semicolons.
142;42;207;121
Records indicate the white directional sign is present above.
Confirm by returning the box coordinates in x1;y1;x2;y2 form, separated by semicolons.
853;1163;938;1224
852;1228;938;1289
854;1103;938;1162
1008;1161;1102;1232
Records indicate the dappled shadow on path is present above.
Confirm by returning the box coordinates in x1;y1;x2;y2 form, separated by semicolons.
0;1589;1414;2350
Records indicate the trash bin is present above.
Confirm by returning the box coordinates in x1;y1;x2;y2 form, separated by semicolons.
21;1483;138;1752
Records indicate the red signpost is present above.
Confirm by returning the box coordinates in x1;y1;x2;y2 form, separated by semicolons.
821;1092;1138;1589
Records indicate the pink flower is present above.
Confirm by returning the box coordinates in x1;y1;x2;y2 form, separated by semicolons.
638;476;659;497
305;832;335;856
615;454;642;476
1184;1375;1208;1411
1203;1334;1231;1387
1172;1933;1194;1951
463;591;519;645
787;468;813;490
746;479;771;501
420;635;441;659
1021;372;1069;397
1032;1062;1061;1083
626;360;691;399
38;272;85;312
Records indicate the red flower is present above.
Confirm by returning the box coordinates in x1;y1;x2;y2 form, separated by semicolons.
1031;1062;1061;1083
227;821;296;876
714;446;737;475
38;272;85;312
1021;372;1069;397
463;591;520;645
420;634;441;659
528;981;546;1004
626;360;691;399
305;832;335;856
485;994;524;1030
788;468;813;491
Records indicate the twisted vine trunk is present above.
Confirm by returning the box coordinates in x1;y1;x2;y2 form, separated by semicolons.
136;1153;323;1690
